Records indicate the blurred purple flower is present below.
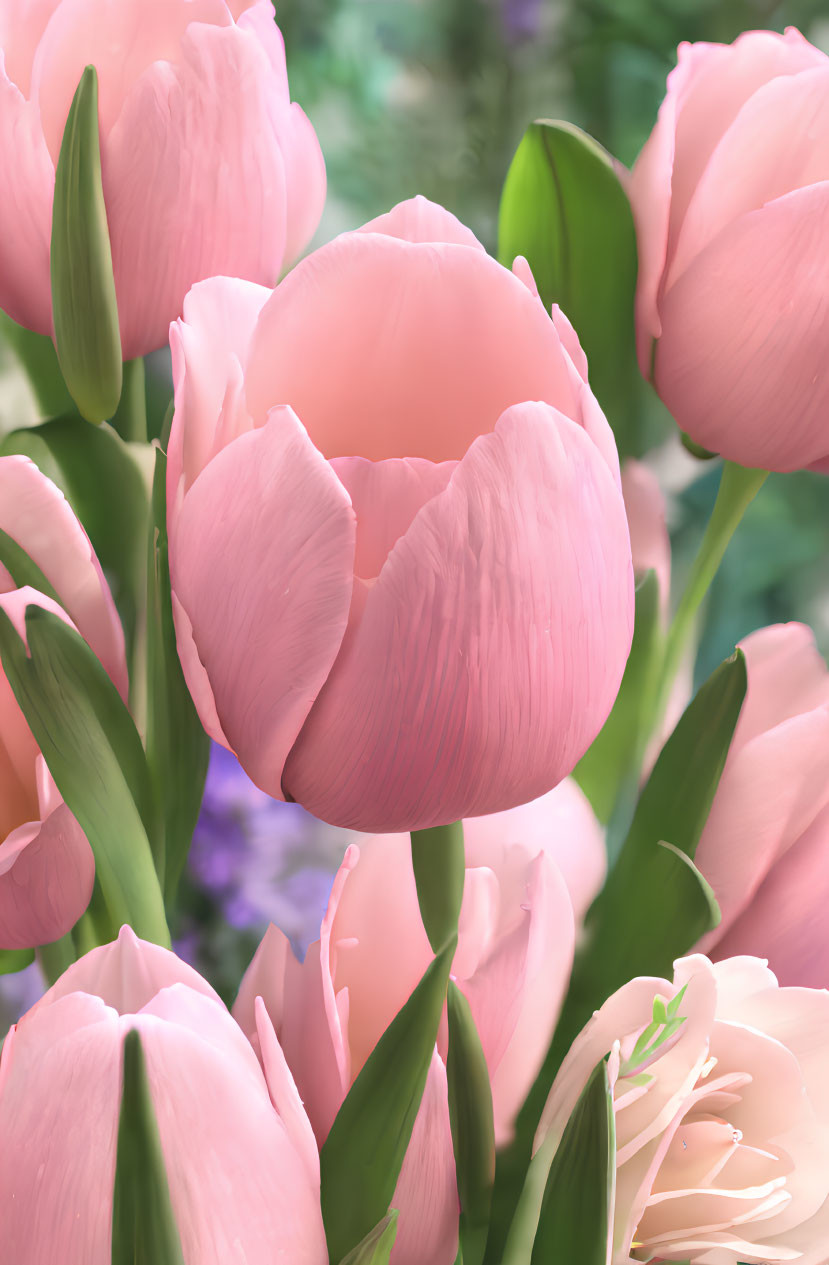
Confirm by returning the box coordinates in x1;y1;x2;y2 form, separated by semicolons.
500;0;543;44
0;961;45;1035
189;743;354;955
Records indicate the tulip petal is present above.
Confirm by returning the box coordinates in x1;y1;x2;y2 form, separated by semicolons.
622;459;671;611
0;456;127;697
390;1052;459;1265
279;101;327;265
357;195;485;250
655;181;829;470
170;405;356;797
0;69;53;335
0;802;93;950
244;231;579;463
732;623;829;750
255;996;321;1186
284;402;633;831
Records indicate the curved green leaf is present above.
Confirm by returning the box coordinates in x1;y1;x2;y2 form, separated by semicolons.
339;1212;399;1265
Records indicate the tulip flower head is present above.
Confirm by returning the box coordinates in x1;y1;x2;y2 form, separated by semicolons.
538;955;829;1263
630;27;829;471
167;196;634;831
0;0;325;358
0;455;127;949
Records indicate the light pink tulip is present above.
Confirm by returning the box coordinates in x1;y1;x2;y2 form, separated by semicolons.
235;784;603;1265
0;926;327;1265
694;623;829;988
537;954;829;1263
629;28;829;472
0;0;324;359
0;455;128;949
621;459;671;615
167;195;634;831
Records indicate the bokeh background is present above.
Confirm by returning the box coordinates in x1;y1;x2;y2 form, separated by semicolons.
2;0;828;1022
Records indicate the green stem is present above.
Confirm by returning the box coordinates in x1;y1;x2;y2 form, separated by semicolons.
37;930;77;985
648;461;767;746
410;821;466;954
111;357;147;443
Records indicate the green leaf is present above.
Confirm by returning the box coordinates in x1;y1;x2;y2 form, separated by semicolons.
0;313;78;419
447;981;495;1265
410;820;466;954
0;947;35;975
51;64;122;423
575;570;661;824
0;606;168;945
531;1061;615;1265
321;938;456;1263
339;1212;399;1265
146;442;210;900
111;1029;186;1265
498;120;641;457
0;415;149;663
0;529;60;602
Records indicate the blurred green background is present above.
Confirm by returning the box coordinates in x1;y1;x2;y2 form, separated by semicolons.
274;0;829;680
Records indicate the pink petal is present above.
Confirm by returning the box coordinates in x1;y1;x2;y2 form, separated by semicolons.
0;0;61;96
0;802;93;950
0;456;127;698
461;852;574;1144
243;230;579;463
34;924;220;1014
390;1052;459;1265
169;405;356;798
732;624;829;752
0;656;40;840
464;777;606;923
284;402;633;831
0;68;53;335
622;459;671;612
668;65;829;290
356;195;485;250
254;996;321;1186
279;101;327;265
168;276;271;503
654;181;829;471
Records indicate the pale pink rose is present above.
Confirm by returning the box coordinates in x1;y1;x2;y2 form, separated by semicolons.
0;926;327;1265
695;623;829;988
167;195;634;831
0;0;324;359
629;28;829;472
0;455;128;949
234;783;602;1265
537;954;829;1263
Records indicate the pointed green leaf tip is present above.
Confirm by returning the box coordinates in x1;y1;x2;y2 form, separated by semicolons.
339;1212;399;1265
112;1029;185;1265
51;64;122;423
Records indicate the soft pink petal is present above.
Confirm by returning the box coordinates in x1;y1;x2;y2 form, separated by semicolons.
0;67;53;334
168;276;270;504
711;804;829;989
461;852;574;1144
233;920;293;1043
243;230;580;463
0;456;127;697
655;181;829;471
464;777;606;923
0;662;40;839
550;304;589;383
0;0;61;95
512;255;539;296
0;801;93;949
356;195;485;250
169;406;356;797
279;101;326;265
390;1052;459;1265
35;924;220;1014
622;459;671;612
330;456;456;580
284;402;633;831
733;624;829;751
254;996;321;1186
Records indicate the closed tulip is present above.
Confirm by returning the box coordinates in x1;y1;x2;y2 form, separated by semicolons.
537;954;829;1264
234;781;603;1265
0;455;127;949
0;926;327;1265
0;0;325;359
630;28;829;471
695;622;829;987
167;196;634;831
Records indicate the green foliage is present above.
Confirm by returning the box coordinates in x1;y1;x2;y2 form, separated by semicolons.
410;821;466;954
447;981;495;1265
339;1212;399;1265
321;938;455;1262
50;65;122;423
0;948;35;975
111;1029;186;1265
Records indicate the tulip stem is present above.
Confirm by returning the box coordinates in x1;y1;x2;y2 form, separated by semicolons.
410;821;466;955
110;357;147;443
649;460;767;747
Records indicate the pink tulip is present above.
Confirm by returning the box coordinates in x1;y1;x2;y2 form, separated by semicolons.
167;195;634;831
0;455;127;949
234;782;602;1265
537;954;829;1263
695;623;829;988
0;0;324;359
0;926;327;1265
629;28;829;472
621;459;671;614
